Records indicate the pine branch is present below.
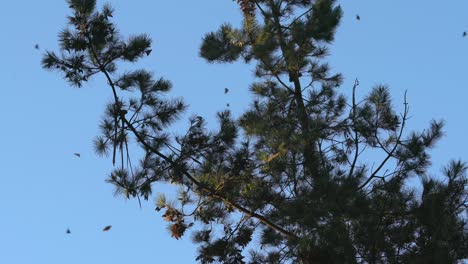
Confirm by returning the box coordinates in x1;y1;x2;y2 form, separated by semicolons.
359;91;409;189
90;52;298;239
269;0;320;179
348;79;360;178
122;114;297;239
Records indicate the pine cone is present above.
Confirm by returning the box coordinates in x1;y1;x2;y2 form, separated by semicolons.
234;0;255;15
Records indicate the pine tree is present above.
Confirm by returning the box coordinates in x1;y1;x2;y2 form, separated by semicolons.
43;0;467;263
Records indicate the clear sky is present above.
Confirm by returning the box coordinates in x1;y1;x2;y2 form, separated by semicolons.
1;1;467;263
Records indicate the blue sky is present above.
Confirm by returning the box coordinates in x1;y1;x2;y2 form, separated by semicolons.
1;1;467;263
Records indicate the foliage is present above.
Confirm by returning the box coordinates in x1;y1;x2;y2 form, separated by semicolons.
44;0;467;263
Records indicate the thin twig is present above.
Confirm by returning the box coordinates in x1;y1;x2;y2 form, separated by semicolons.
359;91;409;189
